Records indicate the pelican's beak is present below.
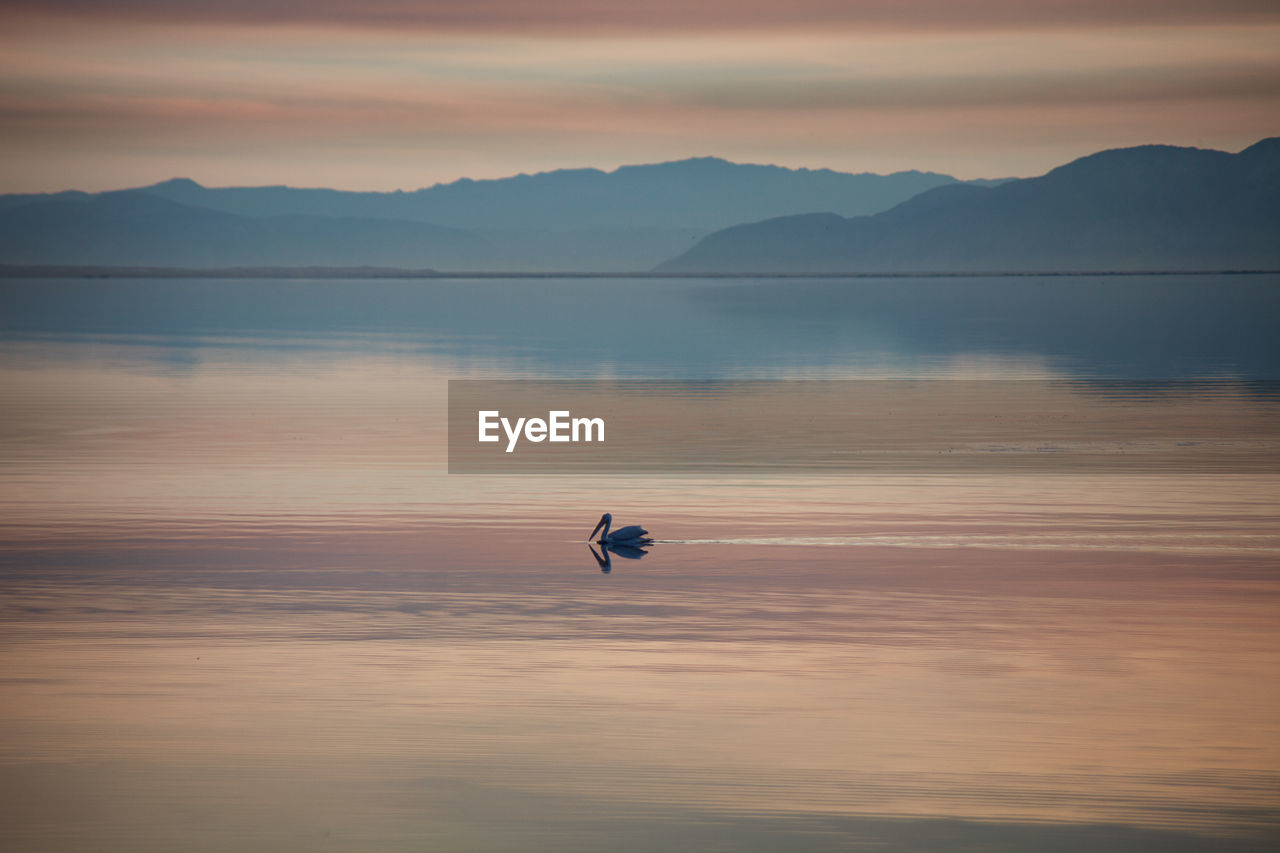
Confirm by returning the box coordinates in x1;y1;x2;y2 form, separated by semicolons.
588;544;610;572
589;515;606;541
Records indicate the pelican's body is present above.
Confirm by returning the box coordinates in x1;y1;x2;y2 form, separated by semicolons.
604;524;649;543
589;512;651;546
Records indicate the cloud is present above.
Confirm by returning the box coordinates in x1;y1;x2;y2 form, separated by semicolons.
660;63;1280;113
4;0;1280;34
0;2;1276;191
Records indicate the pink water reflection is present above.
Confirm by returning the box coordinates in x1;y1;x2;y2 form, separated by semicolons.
1;337;1278;850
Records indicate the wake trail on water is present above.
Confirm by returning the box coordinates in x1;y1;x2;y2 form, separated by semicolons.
635;536;1280;554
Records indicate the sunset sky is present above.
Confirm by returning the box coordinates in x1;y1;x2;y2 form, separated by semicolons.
1;0;1277;192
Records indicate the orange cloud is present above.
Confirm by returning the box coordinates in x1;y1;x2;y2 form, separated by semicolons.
4;0;1279;33
0;11;1276;191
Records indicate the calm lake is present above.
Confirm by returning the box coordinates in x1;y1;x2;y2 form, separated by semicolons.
1;274;1278;852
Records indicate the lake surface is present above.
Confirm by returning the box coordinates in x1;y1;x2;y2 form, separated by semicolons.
1;275;1278;851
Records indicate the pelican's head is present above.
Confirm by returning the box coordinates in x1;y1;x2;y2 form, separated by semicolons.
589;512;611;541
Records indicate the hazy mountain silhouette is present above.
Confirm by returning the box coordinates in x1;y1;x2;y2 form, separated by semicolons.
0;189;91;212
0;192;492;269
0;159;980;271
658;138;1280;273
132;159;967;230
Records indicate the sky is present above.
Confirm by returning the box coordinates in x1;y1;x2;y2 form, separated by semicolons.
0;1;1277;193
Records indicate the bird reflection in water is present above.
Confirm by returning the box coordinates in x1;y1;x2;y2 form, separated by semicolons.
587;542;650;573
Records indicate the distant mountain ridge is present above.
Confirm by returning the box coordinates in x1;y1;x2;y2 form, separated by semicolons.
5;142;1275;274
659;138;1280;273
0;191;493;269
0;158;986;271
128;158;969;231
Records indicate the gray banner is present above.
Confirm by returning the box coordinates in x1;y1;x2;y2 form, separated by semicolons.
448;380;1280;474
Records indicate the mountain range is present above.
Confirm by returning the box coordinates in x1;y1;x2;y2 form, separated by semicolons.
0;159;972;272
660;138;1280;273
0;140;1275;274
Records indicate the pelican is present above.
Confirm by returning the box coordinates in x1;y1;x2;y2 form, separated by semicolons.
589;512;651;546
